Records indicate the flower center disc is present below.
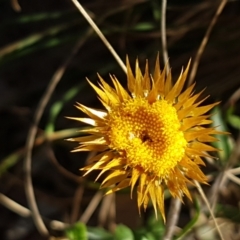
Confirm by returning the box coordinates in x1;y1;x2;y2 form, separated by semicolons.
107;98;187;177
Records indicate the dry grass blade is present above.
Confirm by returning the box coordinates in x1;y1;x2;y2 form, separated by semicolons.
70;0;127;74
70;185;85;224
161;2;181;239
194;180;225;240
161;0;169;73
79;191;103;224
163;198;181;240
226;87;240;106
188;0;228;86
226;171;240;186
0;193;68;230
0;193;31;218
23;30;95;236
98;193;116;230
47;147;83;184
11;0;21;12
209;132;240;209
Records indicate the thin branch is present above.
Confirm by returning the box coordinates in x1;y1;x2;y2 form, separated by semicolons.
226;86;240;106
161;2;181;239
47;147;83;184
23;32;93;237
98;194;115;228
162;198;182;240
0;193;31;218
209;132;240;208
194;181;224;240
161;0;169;73
70;185;84;224
79;191;103;224
228;167;240;175
108;193;116;232
11;0;21;12
0;193;68;230
226;172;240;186
188;0;228;86
70;0;127;74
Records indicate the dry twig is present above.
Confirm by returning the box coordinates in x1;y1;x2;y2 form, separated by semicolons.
194;180;224;240
188;0;228;86
98;193;116;230
209;132;240;209
0;193;68;230
70;0;127;74
163;198;182;240
70;185;85;224
79;191;103;224
161;0;169;73
161;1;182;239
23;27;96;237
11;0;21;12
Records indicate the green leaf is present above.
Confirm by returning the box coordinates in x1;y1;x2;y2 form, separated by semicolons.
15;11;72;24
228;114;240;130
87;227;113;240
134;230;156;240
0;21;79;60
226;107;240;130
150;0;161;21
216;204;240;223
45;83;86;133
114;224;134;240
174;198;200;239
0;152;22;176
133;213;164;240
146;213;165;239
132;22;155;31
211;106;232;163
65;222;87;240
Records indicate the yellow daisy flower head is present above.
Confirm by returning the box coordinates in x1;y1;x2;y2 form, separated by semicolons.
69;55;221;222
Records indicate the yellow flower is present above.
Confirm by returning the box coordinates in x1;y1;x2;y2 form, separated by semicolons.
68;55;221;222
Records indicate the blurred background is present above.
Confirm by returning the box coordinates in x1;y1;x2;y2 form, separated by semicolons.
0;0;240;239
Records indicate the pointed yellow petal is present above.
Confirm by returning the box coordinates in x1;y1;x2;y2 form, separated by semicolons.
73;144;108;152
101;170;128;187
97;74;120;105
134;58;144;96
87;151;114;164
175;83;195;111
86;79;111;106
184;128;217;142
139;173;147;196
69;135;98;143
164;69;172;96
67;117;100;126
126;56;135;93
148;184;158;219
166;60;190;102
105;178;130;194
183;89;205;108
130;168;141;198
181;115;210;131
110;75;130;101
75;102;107;120
143;60;151;92
192;102;219;117
190;142;218;152
153;53;161;82
147;78;158;103
155;185;165;222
